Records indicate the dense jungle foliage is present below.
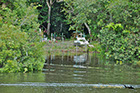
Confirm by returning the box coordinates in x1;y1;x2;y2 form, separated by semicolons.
63;0;140;66
0;0;139;73
0;0;45;73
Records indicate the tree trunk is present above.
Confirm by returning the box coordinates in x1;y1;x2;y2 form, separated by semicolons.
46;0;53;35
47;6;51;35
84;23;92;42
84;23;91;35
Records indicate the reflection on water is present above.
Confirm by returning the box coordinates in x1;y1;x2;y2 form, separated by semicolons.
0;53;140;93
74;54;87;63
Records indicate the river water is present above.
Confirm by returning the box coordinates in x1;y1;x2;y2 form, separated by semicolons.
0;53;140;93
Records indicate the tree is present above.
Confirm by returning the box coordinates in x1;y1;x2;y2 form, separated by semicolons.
63;0;92;35
62;0;140;65
0;0;45;73
62;0;109;40
37;0;70;37
45;0;64;35
98;0;140;64
45;0;54;35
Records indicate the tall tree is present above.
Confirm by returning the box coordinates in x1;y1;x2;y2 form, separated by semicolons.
37;0;70;37
45;0;64;35
46;0;54;35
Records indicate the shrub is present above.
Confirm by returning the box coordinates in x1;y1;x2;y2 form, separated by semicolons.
98;23;140;65
0;1;45;73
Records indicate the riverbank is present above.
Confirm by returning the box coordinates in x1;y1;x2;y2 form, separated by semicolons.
43;40;140;67
44;40;96;56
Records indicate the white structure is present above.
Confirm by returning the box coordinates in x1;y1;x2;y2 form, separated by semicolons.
74;37;89;46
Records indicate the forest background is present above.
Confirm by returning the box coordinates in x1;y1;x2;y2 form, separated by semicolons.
0;0;139;73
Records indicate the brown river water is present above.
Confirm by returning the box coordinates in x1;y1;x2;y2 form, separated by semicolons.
0;53;140;93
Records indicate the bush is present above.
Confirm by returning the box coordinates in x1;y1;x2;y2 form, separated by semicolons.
98;23;140;65
0;2;45;73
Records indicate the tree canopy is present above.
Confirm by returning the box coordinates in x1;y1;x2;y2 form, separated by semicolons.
62;0;140;64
